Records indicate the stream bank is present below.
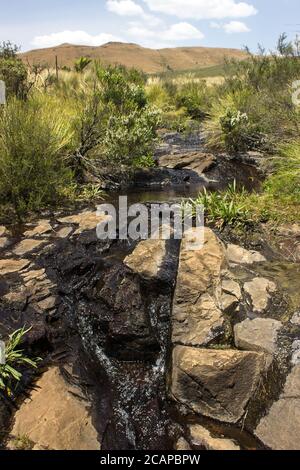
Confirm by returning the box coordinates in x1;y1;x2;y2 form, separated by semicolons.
0;131;299;451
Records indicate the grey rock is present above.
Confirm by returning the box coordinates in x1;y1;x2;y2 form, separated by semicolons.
234;318;282;356
226;244;266;265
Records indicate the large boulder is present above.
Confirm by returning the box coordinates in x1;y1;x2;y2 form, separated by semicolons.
171;346;266;424
172;227;226;347
255;365;300;450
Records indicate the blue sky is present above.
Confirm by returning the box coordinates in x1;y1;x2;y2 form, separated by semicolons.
0;0;300;52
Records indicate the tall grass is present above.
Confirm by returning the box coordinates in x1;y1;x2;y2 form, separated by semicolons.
0;95;75;218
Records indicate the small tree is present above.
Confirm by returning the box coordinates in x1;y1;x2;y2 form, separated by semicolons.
0;41;28;99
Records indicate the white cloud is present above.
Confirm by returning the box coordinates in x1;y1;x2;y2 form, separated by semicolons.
127;22;204;43
106;1;163;27
106;0;144;16
163;23;204;41
223;21;250;33
143;0;257;19
31;30;123;48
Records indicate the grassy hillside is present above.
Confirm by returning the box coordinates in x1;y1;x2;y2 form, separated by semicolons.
20;42;247;74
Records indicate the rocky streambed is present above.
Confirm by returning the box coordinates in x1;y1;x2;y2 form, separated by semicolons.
0;131;300;451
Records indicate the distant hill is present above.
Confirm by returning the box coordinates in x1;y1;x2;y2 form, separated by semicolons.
20;42;247;74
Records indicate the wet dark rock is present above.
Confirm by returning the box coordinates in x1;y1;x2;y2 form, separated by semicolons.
98;264;161;361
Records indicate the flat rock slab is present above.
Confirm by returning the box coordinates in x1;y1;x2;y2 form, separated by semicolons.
24;221;52;238
0;259;30;276
171;346;266;424
55;226;74;239
226;244;266;265
8;367;100;450
172;228;225;347
234;318;282;356
255;366;300;450
189;424;240;451
58;210;106;235
13;239;46;256
244;277;277;313
159;152;215;175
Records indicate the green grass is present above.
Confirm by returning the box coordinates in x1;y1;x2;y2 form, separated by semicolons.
188;181;250;229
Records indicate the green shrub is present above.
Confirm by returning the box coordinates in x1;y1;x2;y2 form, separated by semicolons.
0;95;75;218
103;106;160;165
188;181;249;228
264;142;300;202
146;82;171;110
0;41;28;99
74;57;92;73
175;81;211;119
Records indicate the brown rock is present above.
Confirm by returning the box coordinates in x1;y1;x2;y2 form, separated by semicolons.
189;424;240;450
244;278;277;313
8;367;100;450
159;152;215;175
175;437;191;451
171;346;266;424
125;238;167;281
24;221;52;238
172;228;225;347
58;210;106;235
13;239;46;256
0;259;30;276
55;226;74;238
255;366;300;450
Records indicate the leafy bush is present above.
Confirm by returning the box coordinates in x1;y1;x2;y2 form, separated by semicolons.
205;37;300;154
103;106;160;165
0;95;74;218
0;41;28;99
0;328;40;396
